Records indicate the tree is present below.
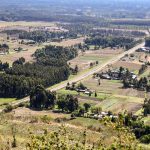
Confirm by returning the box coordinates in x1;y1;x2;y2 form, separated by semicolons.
30;85;56;109
83;103;91;112
67;95;79;112
77;82;87;90
119;66;124;78
90;62;93;68
143;98;150;116
145;37;150;47
78;107;85;116
11;125;17;148
74;65;79;74
91;106;102;114
96;61;99;65
98;78;101;86
57;95;67;112
95;91;97;97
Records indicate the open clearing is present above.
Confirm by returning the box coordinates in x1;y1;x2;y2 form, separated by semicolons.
49;37;85;47
0;45;41;64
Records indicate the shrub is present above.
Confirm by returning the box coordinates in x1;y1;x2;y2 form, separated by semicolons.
40;115;52;123
140;134;150;144
4;105;13;113
54;117;68;123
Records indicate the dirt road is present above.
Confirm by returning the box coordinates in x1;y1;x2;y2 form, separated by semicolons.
0;42;145;113
50;42;145;91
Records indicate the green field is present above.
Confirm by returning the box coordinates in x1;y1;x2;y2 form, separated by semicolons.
0;98;16;105
57;88;110;101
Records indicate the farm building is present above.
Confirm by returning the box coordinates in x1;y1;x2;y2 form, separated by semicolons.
137;47;150;53
97;69;137;80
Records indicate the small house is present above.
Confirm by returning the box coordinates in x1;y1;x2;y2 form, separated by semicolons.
100;73;111;80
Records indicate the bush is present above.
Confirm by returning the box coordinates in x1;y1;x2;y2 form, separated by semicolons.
40;115;52;123
140;134;150;144
4;105;13;113
54;117;68;123
18;102;27;107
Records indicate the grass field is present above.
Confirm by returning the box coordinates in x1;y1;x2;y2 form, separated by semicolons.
0;98;16;109
0;98;16;105
57;88;110;101
0;107;120;149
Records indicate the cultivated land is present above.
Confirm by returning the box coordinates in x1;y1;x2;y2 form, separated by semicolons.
0;21;149;149
0;42;145;112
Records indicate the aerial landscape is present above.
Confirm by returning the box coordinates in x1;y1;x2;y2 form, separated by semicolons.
0;0;150;149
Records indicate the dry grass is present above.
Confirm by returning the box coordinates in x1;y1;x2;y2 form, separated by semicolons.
0;21;56;28
49;37;85;47
0;45;42;64
113;61;142;71
0;107;118;149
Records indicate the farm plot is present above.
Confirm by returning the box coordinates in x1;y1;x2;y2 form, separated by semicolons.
95;95;143;114
112;61;142;72
82;77;147;98
81;76;147;114
68;48;123;72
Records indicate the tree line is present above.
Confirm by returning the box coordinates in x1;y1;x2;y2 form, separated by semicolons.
19;30;77;43
90;29;146;38
85;36;140;50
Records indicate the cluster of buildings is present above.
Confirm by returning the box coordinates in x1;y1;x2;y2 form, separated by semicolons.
96;69;137;80
76;88;93;95
66;83;94;95
137;47;150;53
89;112;118;120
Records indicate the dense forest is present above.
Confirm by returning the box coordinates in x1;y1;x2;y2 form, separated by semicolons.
90;29;146;38
0;45;77;98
